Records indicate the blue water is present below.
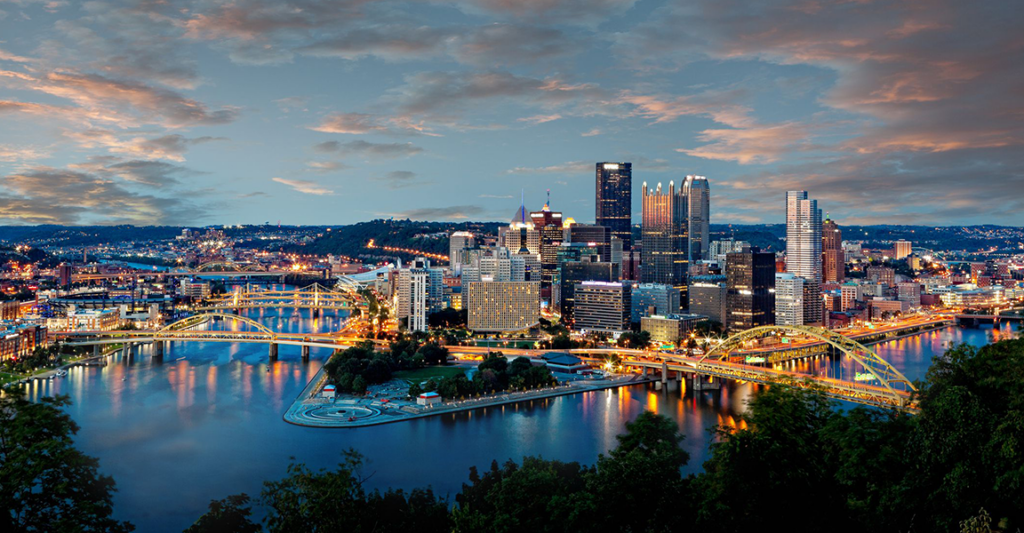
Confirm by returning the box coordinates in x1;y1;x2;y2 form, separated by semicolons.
24;314;1017;532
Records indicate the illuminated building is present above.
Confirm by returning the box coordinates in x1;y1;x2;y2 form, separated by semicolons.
775;273;805;326
466;281;541;333
682;175;711;262
822;218;844;283
786;191;823;325
641;181;688;309
449;231;475;273
573;281;631;334
397;257;443;332
725;249;775;332
688;275;727;326
641;314;706;345
595;162;632;251
631;283;681;325
893;240;912;260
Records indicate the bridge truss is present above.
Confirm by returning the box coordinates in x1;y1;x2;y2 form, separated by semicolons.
196;283;362;313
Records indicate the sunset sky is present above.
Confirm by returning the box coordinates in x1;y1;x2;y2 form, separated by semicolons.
1;0;1021;226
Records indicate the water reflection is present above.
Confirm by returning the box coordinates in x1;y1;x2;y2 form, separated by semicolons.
22;314;1017;532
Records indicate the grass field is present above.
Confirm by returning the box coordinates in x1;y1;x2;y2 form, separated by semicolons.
392;366;466;384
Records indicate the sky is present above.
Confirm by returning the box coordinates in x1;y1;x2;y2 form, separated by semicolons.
0;0;1021;227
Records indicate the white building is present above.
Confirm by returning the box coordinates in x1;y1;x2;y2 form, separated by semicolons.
786;191;823;325
397;257;443;332
775;273;805;326
449;231;475;273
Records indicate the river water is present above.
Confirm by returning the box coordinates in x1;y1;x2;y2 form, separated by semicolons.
24;310;1018;532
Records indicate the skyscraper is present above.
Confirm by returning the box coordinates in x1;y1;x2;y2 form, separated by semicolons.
725;249;776;332
786;191;823;325
595;162;632;251
822;218;844;283
682;175;710;262
774;273;805;326
530;197;564;293
641;181;688;309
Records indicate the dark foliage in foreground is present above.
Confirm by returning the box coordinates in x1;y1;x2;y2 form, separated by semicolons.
7;338;1022;532
0;395;133;532
191;338;1024;532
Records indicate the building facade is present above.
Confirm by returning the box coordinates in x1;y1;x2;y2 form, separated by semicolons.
774;273;805;326
630;283;681;325
595;162;632;251
682;175;710;262
397;257;444;332
786;191;823;325
466;281;541;333
688;275;727;326
573;281;631;334
725;249;776;332
641;181;688;309
822;218;844;283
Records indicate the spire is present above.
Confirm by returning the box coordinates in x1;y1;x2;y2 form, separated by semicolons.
543;189;551;211
521;188;525;224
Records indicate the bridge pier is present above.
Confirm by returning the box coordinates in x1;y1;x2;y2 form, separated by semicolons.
123;342;133;358
661;361;668;385
153;340;163;358
312;308;320;319
301;345;310;361
691;374;721;391
269;342;278;361
93;344;101;358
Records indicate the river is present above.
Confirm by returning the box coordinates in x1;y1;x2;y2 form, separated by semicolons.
24;310;1018;532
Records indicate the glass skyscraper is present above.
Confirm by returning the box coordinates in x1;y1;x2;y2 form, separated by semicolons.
682;175;710;262
786;191;823;325
595;162;632;251
641;181;688;309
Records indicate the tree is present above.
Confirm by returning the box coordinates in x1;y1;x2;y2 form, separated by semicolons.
417;343;449;366
351;375;368;394
185;494;260;533
584;411;691;532
0;395;134;532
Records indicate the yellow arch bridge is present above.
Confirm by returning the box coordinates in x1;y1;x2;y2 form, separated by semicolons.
196;283;364;316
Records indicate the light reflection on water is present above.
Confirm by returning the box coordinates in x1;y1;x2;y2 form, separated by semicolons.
23;312;1017;532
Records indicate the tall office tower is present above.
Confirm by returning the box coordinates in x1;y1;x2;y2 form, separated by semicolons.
530;198;564;293
689;274;727;326
563;223;612;262
630;283;681;325
682;175;710;262
893;239;912;260
595;162;632;251
397;257;443;332
786;191;823;325
641;181;688;309
725;249;776;332
449;231;475;273
466;281;541;333
573;281;632;334
774;273;805;326
822;218;844;283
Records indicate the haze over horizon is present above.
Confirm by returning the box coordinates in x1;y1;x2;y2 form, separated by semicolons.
1;0;1021;227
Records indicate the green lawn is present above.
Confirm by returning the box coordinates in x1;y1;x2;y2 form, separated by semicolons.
0;372;21;386
392;366;466;384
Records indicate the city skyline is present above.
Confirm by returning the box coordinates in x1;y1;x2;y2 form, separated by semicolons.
1;0;1022;227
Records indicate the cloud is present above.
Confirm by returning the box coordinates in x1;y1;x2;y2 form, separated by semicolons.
0;145;49;162
0;165;207;224
581;128;601;137
310;112;426;136
272;177;333;195
312;140;424;159
65;130;225;161
506;160;591;174
389;205;485;221
0;48;31;63
479;194;513;199
450;24;581;66
305;160;348;173
275;96;308;113
3;69;239;128
517;114;562;125
374;170;421;189
298;25;452;61
677;122;815;164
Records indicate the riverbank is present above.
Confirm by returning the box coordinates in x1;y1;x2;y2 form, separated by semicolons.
284;366;655;428
3;345;122;389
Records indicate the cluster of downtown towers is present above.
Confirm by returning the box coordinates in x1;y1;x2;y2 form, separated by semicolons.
592;163;826;331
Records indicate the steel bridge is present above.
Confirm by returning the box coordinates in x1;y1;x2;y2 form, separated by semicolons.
55;312;378;361
195;283;363;315
54;320;916;410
